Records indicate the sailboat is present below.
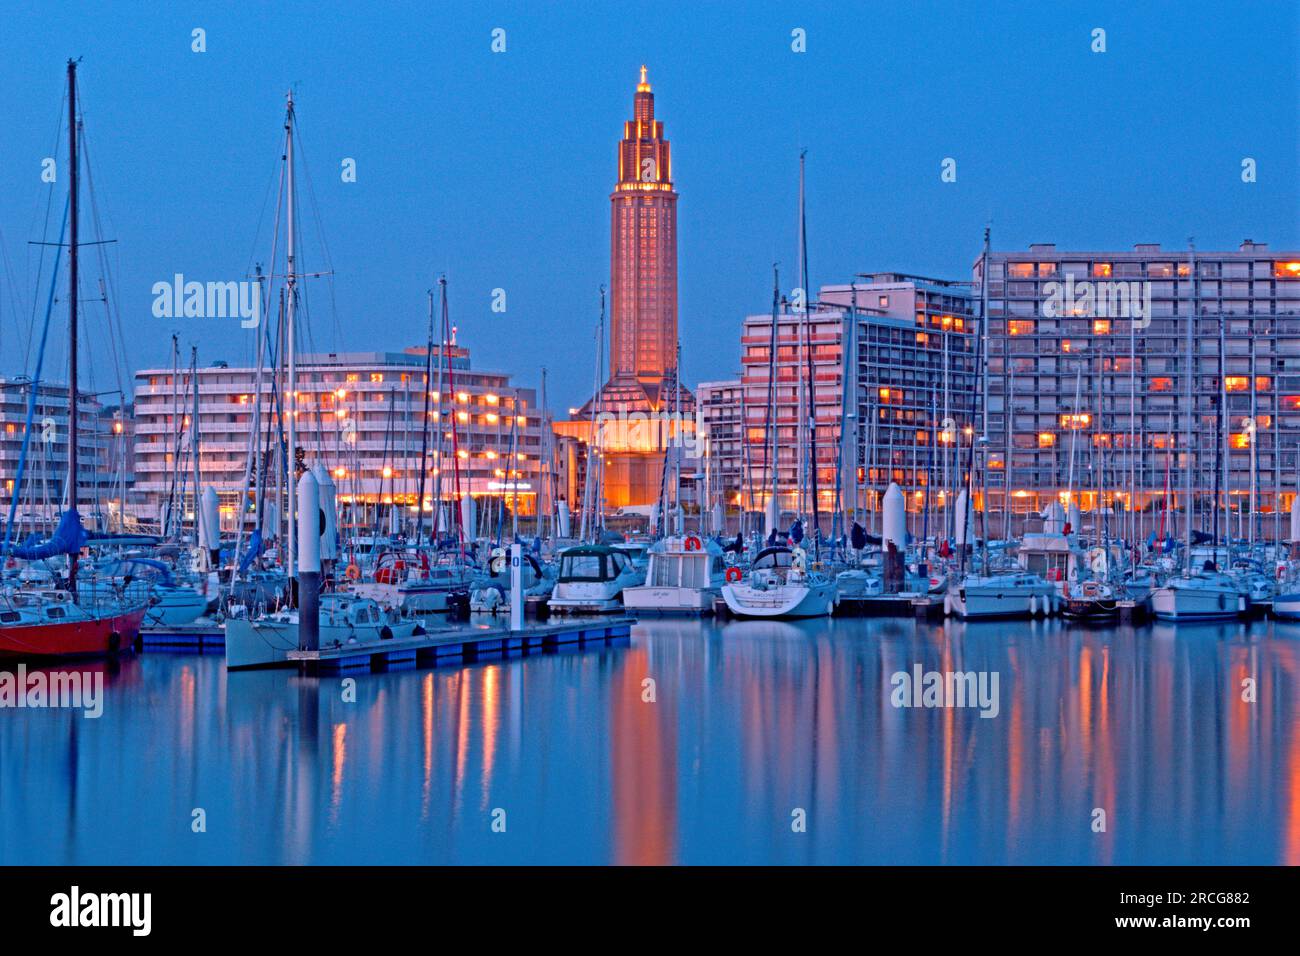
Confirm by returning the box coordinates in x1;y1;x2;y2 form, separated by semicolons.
1150;242;1245;622
0;62;149;658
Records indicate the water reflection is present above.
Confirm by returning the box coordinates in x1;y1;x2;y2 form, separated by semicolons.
0;617;1296;864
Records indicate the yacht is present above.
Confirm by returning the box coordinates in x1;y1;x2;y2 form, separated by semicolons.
548;544;645;614
1150;568;1247;622
623;536;728;614
225;593;424;669
721;546;837;619
946;571;1057;619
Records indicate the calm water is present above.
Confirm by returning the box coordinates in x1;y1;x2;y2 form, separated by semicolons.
2;615;1298;865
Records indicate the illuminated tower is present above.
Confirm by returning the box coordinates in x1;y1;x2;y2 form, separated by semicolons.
608;65;679;403
557;67;695;510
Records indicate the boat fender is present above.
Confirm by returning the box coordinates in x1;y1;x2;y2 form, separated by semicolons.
107;632;121;653
412;624;426;636
380;625;394;640
725;566;743;583
1030;595;1038;616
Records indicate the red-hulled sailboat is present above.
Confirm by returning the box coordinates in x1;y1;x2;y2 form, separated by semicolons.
0;60;146;660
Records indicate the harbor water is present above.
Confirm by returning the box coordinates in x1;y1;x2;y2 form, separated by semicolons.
2;616;1297;865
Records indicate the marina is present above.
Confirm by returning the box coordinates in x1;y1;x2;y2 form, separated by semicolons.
0;2;1295;922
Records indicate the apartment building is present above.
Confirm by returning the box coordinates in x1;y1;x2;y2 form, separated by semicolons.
132;346;542;534
979;240;1300;531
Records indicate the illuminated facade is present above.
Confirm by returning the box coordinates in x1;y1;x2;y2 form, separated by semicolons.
981;240;1300;529
131;346;541;532
737;276;977;525
560;66;694;512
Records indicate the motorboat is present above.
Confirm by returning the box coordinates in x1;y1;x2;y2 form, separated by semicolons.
946;571;1057;619
548;544;646;614
623;535;728;614
1150;568;1247;622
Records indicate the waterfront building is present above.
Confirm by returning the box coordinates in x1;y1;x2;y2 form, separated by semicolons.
131;345;542;534
0;378;125;530
979;241;1300;535
736;274;978;528
696;379;744;520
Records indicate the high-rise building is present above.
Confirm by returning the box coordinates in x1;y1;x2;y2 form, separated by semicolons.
556;67;695;513
131;346;541;535
735;275;977;528
979;241;1300;533
0;379;125;530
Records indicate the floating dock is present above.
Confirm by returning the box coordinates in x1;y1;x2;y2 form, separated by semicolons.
138;622;226;651
285;617;633;674
835;593;942;619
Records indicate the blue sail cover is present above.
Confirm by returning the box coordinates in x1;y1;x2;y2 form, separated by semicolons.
237;528;264;574
9;507;88;560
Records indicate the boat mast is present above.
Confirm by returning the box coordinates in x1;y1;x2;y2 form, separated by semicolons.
284;90;299;589
66;58;80;598
1184;240;1197;569
798;150;820;547
414;288;436;548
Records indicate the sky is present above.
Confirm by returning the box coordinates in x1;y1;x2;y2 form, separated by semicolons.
0;0;1297;411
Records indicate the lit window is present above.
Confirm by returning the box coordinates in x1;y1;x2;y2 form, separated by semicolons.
1273;261;1300;278
1093;320;1111;334
1038;432;1056;448
1092;263;1112;278
1225;376;1248;392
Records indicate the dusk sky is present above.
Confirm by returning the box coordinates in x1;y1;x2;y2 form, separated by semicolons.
0;0;1296;410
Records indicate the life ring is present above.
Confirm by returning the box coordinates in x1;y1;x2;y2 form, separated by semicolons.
345;562;361;581
725;566;743;583
684;535;702;552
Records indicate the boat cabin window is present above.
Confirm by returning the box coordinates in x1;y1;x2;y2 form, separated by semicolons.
46;607;66;619
561;553;609;581
0;611;19;623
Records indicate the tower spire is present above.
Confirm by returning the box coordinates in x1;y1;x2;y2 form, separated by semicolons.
638;64;650;92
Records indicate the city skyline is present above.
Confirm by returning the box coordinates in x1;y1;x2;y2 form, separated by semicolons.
0;1;1296;414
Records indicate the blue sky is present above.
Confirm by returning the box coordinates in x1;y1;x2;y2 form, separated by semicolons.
0;0;1296;409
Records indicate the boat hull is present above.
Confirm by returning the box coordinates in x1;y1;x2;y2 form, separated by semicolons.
1271;593;1300;620
622;585;719;615
0;606;147;660
721;581;836;619
1150;584;1245;621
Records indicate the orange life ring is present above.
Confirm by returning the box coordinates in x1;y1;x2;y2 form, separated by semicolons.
685;535;702;552
345;562;361;581
725;566;743;583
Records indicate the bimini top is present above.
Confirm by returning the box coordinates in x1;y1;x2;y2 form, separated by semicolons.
752;546;795;569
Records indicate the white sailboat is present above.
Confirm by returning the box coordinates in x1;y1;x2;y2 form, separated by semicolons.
721;545;837;618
